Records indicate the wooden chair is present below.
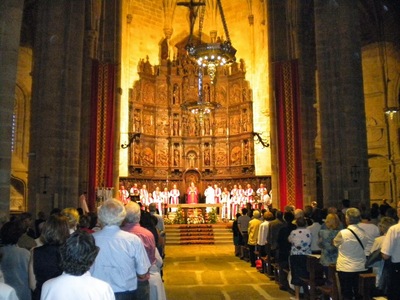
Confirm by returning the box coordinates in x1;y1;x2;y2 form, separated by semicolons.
358;273;376;300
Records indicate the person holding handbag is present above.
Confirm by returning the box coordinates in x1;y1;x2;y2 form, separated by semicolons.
333;207;368;300
381;201;400;300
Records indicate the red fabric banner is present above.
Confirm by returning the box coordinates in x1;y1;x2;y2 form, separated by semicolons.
88;60;116;211
274;60;303;211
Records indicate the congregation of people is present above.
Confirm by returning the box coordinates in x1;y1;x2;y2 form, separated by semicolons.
0;199;167;300
2;183;400;300
231;199;400;300
119;182;272;220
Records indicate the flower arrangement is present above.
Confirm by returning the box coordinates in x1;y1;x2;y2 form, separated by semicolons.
186;213;205;224
163;216;173;225
207;208;218;224
172;206;185;224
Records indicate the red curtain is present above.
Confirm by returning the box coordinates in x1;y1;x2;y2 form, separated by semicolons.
88;60;116;211
274;60;303;210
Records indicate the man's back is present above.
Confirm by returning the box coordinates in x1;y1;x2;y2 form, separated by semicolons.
237;214;250;233
91;225;150;293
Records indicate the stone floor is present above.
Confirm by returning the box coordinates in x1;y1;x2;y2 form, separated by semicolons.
163;244;294;300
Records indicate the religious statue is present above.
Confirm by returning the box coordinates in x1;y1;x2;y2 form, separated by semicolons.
204;147;211;166
243;142;250;164
187;152;196;169
173;118;179;136
134;111;141;132
204;117;210;135
173;149;180;166
173;84;180;104
134;147;141;165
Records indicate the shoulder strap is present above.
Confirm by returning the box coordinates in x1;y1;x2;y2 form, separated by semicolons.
347;227;364;250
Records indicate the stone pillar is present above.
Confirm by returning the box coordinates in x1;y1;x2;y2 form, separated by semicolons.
314;0;369;208
296;1;318;206
28;1;85;213
0;0;24;213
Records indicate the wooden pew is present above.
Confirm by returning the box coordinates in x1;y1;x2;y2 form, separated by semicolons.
316;264;340;300
299;255;325;300
358;273;376;300
265;244;275;278
271;262;280;284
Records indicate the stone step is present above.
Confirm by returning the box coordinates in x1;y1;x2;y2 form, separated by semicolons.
165;223;233;245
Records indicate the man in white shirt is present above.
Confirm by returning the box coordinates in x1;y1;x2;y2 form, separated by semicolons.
257;211;274;257
381;201;400;300
129;183;140;202
221;187;230;220
230;185;239;217
204;184;215;212
140;185;150;206
169;184;180;212
91;199;151;299
262;190;272;211
0;282;18;300
152;187;163;216
256;183;267;198
41;231;115;300
244;184;254;208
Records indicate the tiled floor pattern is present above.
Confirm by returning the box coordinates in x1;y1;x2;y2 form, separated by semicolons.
163;244;293;300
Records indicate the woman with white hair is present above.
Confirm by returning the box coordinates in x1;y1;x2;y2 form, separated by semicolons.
333;207;368;300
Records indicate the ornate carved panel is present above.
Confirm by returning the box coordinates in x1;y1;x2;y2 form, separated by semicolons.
126;40;257;188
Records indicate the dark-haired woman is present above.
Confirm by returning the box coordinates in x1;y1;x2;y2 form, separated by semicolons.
29;214;70;300
0;221;30;300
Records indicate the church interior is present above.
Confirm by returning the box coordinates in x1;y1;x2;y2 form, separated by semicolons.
1;0;399;216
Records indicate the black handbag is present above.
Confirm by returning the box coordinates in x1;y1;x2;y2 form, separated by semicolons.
365;248;382;268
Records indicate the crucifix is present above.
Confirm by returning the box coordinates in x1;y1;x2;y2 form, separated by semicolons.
177;0;205;38
40;174;50;194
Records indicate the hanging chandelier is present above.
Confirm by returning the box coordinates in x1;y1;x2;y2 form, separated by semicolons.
178;0;236;118
179;0;236;84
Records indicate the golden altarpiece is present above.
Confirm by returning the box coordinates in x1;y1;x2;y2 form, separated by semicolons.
120;46;270;200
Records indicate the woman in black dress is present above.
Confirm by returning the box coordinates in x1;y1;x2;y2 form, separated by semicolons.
29;214;70;300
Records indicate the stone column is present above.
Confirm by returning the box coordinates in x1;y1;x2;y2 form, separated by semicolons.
314;0;369;208
296;1;318;206
28;1;85;213
0;0;24;213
